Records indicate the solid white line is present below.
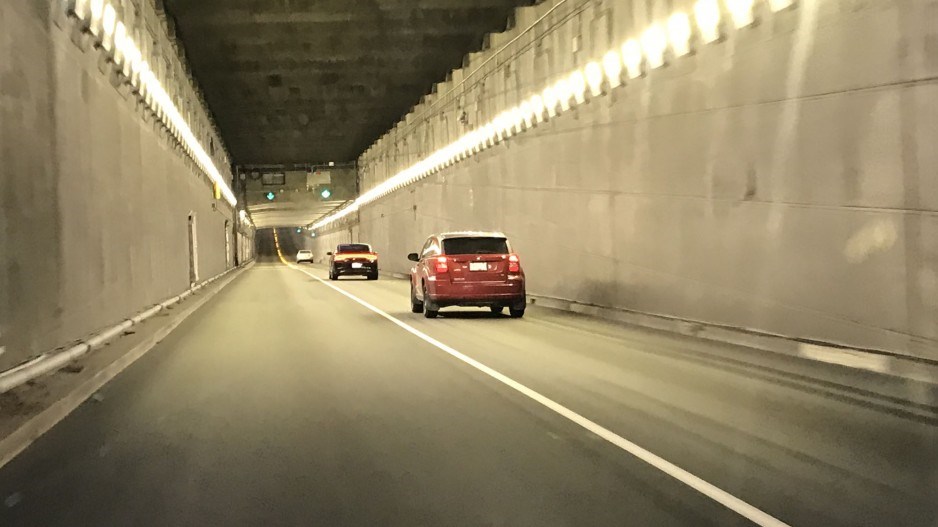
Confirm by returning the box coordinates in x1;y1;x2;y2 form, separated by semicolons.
798;343;890;374
283;258;790;527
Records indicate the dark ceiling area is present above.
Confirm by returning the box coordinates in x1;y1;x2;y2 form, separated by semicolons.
163;0;534;166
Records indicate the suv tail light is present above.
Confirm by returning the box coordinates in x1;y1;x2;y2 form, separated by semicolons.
508;254;520;273
434;256;449;274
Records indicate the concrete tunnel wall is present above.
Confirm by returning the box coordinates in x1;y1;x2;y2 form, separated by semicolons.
0;1;242;370
312;0;938;360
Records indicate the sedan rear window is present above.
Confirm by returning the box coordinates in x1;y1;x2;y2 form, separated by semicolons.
442;237;508;255
337;244;371;253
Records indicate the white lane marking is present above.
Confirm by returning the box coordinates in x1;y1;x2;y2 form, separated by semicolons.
798;343;890;374
284;261;791;527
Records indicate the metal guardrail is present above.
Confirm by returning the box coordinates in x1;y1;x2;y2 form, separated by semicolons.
0;260;253;394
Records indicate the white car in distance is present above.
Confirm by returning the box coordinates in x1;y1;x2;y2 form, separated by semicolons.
296;250;313;264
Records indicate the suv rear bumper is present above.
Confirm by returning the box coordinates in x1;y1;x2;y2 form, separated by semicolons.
333;262;378;276
428;280;525;308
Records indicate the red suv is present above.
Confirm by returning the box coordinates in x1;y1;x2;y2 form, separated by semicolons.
408;232;526;318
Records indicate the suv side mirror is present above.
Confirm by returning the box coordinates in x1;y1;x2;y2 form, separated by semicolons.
326;251;333;256
407;253;419;262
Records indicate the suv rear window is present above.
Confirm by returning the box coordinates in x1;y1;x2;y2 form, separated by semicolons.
337;244;371;253
442;237;508;255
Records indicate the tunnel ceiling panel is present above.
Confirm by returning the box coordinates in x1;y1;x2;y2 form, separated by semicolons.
163;0;533;165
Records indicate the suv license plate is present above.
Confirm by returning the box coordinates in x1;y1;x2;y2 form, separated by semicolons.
352;263;363;269
469;262;487;271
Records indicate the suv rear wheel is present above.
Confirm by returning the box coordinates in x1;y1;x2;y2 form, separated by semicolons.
410;283;424;313
509;306;525;318
423;283;438;318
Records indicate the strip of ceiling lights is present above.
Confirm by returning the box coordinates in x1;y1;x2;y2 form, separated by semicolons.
312;0;796;232
64;0;238;207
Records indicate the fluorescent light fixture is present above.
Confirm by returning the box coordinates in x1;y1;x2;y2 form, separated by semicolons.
485;122;498;145
88;0;105;38
120;38;140;78
489;120;502;146
446;143;457;163
668;13;693;57
137;64;152;101
100;3;117;52
584;61;604;97
622;39;644;79
135;61;148;94
491;114;505;139
130;53;145;88
148;78;161;114
138;76;148;105
488;117;503;142
529;94;546;123
140;76;160;109
725;0;756;28
602;50;624;88
768;0;796;11
641;25;668;69
510;106;525;133
499;111;514;137
542;85;559;117
569;70;587;104
500;111;514;137
466;131;480;153
694;0;723;43
519;100;535;127
67;0;92;22
554;77;573;111
112;22;127;66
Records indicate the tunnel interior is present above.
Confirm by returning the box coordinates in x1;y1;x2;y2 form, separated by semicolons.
0;1;936;525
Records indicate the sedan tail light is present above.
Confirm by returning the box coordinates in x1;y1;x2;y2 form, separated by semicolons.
335;253;377;262
508;254;520;273
434;256;449;274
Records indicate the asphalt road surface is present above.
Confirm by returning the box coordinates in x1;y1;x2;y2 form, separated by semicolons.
1;254;936;526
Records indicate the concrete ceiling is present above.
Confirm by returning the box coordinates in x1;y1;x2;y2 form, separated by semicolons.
247;200;346;230
163;0;534;165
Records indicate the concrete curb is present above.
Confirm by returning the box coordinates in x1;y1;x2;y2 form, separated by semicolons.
0;262;253;394
0;262;251;470
378;269;937;386
526;294;938;387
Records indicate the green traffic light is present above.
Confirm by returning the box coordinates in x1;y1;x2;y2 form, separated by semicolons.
320;188;332;199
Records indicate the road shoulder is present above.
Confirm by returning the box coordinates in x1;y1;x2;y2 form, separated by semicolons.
0;265;250;469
